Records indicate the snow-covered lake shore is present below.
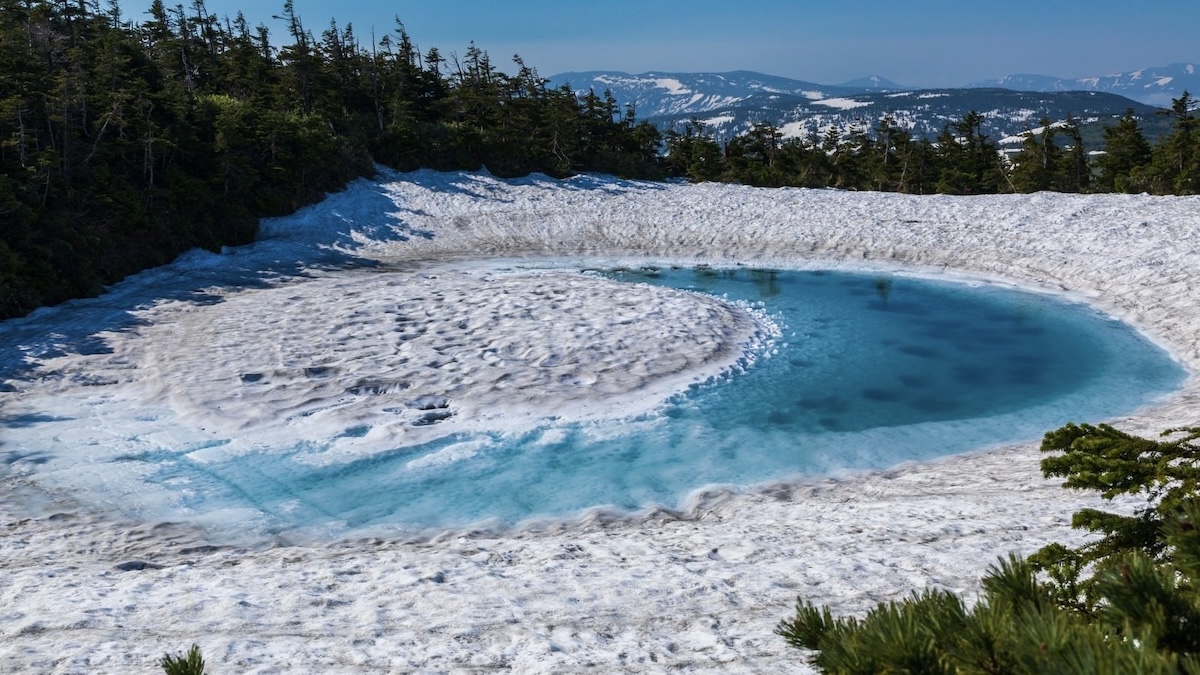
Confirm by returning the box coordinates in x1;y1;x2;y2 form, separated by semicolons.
3;169;1199;673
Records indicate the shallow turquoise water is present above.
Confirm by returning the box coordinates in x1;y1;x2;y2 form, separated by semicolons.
144;267;1183;537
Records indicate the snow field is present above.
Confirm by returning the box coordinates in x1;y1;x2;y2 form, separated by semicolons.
2;168;1199;672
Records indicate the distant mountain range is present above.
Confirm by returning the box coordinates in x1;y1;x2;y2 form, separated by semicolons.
546;70;1166;149
967;63;1199;107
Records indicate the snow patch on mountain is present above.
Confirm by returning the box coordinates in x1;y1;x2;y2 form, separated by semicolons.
551;70;1164;148
654;78;690;95
814;97;872;110
777;120;808;139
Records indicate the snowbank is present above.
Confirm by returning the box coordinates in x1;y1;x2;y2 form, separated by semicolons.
2;169;1199;673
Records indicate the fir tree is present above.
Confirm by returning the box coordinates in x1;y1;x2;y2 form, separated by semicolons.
1054;114;1089;193
934;111;1007;195
1010;117;1063;192
1095;110;1153;193
829;121;872;190
1148;91;1200;194
779;422;1200;673
159;644;206;675
869;115;915;192
664;117;723;182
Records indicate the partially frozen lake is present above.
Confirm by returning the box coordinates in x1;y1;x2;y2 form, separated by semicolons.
0;261;1182;542
4;171;1200;673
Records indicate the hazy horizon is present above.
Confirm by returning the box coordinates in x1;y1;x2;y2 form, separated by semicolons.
182;0;1198;88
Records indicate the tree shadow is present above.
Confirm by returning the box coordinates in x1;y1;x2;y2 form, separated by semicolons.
0;175;409;384
0;167;666;388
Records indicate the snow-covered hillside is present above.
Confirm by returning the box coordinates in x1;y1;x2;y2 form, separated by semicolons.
548;70;1161;145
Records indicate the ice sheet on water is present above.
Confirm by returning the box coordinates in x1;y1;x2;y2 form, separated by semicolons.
1;264;1183;540
0;252;773;535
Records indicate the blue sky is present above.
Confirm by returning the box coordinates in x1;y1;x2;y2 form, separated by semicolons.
190;1;1198;87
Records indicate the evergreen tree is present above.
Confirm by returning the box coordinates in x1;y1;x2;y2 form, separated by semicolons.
1053;114;1089;193
934;111;1008;195
1010;117;1062;192
1030;424;1200;599
773;135;826;188
1147;91;1200;194
897;136;939;195
160;643;206;675
1095;109;1153;193
664;118;723;182
868;115;915;192
723;121;784;186
779;422;1200;673
829;121;872;190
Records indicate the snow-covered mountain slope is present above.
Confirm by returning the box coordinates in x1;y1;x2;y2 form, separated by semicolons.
968;63;1200;107
547;70;1161;146
549;70;852;118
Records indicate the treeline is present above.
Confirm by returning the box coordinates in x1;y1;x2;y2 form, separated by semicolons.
0;0;662;319
665;99;1200;195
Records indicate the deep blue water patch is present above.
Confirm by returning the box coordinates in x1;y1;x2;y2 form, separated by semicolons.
141;267;1185;538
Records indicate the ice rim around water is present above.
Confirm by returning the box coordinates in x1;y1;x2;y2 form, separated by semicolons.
0;168;1196;548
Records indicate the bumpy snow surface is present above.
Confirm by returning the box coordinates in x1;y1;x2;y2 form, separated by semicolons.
3;168;1200;673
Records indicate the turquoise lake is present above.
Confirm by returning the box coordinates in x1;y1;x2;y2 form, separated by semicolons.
139;267;1184;537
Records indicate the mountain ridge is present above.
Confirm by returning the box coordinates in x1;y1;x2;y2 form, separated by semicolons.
546;70;1165;149
967;62;1199;107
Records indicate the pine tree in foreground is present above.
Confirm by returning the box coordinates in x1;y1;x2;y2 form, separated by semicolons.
160;644;206;675
778;423;1200;674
